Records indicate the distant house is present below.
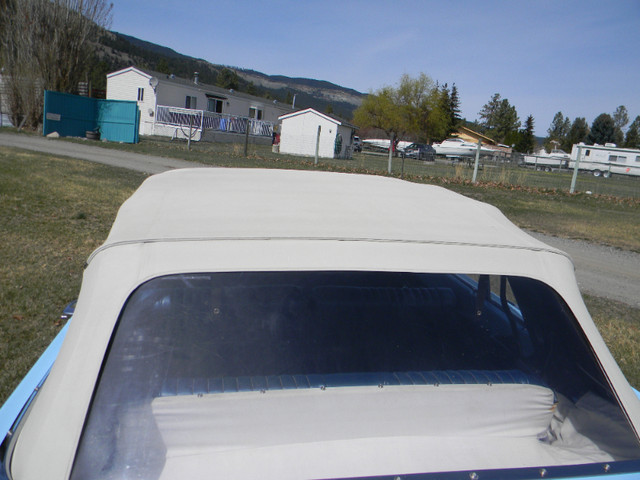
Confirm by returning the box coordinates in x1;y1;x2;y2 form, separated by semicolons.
454;126;512;157
106;66;293;142
278;108;357;159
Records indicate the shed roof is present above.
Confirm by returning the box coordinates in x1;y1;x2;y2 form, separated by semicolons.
279;108;357;130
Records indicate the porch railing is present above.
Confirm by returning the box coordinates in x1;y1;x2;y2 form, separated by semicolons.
156;105;273;138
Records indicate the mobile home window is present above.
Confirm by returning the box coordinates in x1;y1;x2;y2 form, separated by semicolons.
609;155;627;163
635;156;640;163
185;96;197;109
249;107;263;120
585;150;590;156
207;98;223;113
137;88;144;101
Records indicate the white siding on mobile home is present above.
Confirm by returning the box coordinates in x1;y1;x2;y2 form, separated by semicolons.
107;66;291;140
107;68;158;136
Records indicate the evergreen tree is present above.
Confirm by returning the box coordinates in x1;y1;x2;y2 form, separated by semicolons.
611;106;628;146
515;115;535;153
624;116;640;149
613;105;629;130
156;58;170;74
494;99;520;144
545;112;571;151
217;68;240;90
437;83;457;138
478;93;501;132
478;93;519;143
567;117;590;148
588;114;616;145
449;83;461;127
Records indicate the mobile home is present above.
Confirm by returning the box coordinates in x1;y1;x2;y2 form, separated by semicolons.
569;143;640;177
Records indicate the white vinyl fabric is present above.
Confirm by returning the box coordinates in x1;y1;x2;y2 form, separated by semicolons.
10;168;640;479
149;384;616;480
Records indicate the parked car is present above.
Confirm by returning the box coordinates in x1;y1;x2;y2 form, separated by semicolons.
352;135;362;152
401;142;436;161
3;168;640;480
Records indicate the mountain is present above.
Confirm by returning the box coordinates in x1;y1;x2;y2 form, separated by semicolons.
93;31;364;119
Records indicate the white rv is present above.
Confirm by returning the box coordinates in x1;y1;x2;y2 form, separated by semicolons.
569;143;640;178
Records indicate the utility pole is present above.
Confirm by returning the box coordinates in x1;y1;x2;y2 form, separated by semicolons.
314;125;321;165
244;118;250;157
388;134;395;174
570;145;582;193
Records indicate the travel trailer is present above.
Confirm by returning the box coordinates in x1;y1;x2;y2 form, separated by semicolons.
569;143;640;178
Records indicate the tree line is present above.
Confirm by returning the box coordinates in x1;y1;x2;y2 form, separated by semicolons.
354;73;639;154
0;0;113;129
545;106;640;152
353;73;461;146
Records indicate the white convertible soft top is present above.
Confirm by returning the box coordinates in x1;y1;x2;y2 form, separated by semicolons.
92;167;567;261
11;168;640;479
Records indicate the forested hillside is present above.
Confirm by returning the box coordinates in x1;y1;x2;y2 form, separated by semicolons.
91;31;363;119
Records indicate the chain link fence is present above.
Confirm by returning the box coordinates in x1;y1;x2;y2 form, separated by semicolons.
318;151;640;199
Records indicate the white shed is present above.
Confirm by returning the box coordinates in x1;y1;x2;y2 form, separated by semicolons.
106;66;292;142
278;108;357;159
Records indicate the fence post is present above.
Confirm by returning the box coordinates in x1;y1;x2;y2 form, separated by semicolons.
314;125;321;165
187;113;193;151
472;139;482;183
244;118;250;157
570;145;582;193
388;134;394;174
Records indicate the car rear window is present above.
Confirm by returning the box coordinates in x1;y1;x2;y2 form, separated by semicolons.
71;271;640;479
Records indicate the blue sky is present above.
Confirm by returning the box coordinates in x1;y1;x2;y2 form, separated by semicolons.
108;0;640;136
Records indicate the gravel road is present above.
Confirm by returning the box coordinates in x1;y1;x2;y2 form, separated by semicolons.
1;132;639;307
0;132;204;174
527;232;640;308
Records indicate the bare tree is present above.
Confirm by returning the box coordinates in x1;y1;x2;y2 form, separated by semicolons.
0;0;112;129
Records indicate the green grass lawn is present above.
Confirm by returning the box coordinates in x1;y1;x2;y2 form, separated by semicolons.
1;145;639;405
0;149;147;402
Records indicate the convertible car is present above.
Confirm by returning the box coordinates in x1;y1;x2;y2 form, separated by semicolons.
2;168;640;479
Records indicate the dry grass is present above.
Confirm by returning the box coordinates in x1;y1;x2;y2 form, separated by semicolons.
585;295;640;388
0;148;146;402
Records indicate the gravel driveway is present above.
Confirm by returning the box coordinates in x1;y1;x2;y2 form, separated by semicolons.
1;132;639;307
527;232;640;308
0;132;203;174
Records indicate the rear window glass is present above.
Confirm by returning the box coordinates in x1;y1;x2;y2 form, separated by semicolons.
72;271;640;479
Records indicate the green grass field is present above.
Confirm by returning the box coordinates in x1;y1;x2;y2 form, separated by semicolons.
1;143;639;405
